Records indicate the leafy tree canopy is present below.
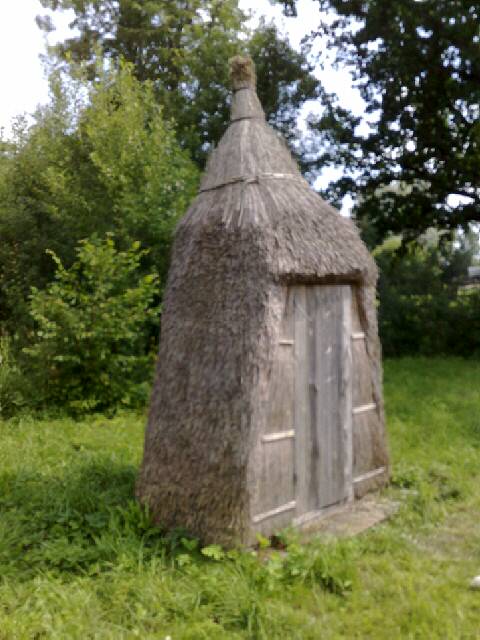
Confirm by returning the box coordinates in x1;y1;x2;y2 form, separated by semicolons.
278;0;480;243
38;0;321;166
374;230;480;356
0;63;198;332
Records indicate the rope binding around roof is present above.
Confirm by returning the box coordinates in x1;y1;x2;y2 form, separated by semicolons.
199;172;309;193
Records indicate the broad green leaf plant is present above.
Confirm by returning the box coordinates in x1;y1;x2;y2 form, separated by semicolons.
25;235;160;414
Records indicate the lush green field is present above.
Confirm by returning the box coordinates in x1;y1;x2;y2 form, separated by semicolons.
1;358;479;639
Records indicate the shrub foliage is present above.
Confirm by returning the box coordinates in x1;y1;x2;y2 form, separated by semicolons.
24;236;159;413
377;235;480;357
0;63;198;334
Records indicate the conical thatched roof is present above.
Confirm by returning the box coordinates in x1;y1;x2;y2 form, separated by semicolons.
179;55;377;286
137;57;387;546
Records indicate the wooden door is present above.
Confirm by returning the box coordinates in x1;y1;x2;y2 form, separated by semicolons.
293;285;352;522
253;284;352;535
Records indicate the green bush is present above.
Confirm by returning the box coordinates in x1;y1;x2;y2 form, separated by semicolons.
446;288;480;356
0;336;26;418
24;235;159;414
376;236;480;357
0;63;198;335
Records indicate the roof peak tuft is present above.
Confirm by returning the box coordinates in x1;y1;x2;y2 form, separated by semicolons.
229;55;256;91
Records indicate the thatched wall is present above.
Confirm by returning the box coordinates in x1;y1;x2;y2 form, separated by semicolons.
137;57;389;545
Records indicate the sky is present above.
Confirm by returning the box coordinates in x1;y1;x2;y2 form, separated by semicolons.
0;0;68;135
0;0;364;206
0;4;473;225
0;0;363;137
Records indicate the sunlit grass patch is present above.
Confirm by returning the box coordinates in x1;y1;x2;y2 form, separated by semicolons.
0;358;479;638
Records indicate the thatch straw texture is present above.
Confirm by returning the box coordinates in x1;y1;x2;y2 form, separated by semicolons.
137;57;388;546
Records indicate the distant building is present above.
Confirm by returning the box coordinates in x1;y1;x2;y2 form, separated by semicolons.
468;266;480;281
463;266;480;290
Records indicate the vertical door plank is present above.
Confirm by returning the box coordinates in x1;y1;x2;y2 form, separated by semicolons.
293;285;309;516
306;286;320;510
333;286;348;504
313;286;347;509
341;286;354;502
333;286;347;503
316;287;339;508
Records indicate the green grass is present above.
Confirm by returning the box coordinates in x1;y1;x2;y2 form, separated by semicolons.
1;357;480;639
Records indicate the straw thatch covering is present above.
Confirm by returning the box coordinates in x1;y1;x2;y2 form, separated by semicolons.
137;56;389;546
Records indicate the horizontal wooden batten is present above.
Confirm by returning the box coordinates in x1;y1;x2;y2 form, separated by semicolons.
353;467;387;484
279;339;294;346
352;332;366;341
353;403;377;416
252;501;297;524
262;430;295;443
292;500;348;527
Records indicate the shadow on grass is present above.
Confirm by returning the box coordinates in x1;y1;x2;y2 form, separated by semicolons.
0;458;170;579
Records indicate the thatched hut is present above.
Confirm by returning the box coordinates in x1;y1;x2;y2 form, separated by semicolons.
137;57;389;546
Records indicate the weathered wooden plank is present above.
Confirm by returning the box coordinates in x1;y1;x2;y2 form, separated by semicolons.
307;286;320;510
256;437;295;517
315;286;329;509
352;338;375;407
296;286;344;513
353;403;377;416
353;467;386;484
252;500;296;524
352;332;366;341
351;290;364;334
283;287;295;342
253;287;296;535
293;285;309;516
350;287;386;491
332;286;345;505
341;286;354;502
331;286;346;506
314;285;346;510
352;411;382;477
262;430;295;443
292;284;351;517
264;289;295;435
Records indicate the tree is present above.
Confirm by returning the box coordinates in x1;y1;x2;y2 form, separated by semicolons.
37;0;321;166
375;231;480;356
25;236;160;412
279;0;480;243
249;20;319;157
0;63;198;333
